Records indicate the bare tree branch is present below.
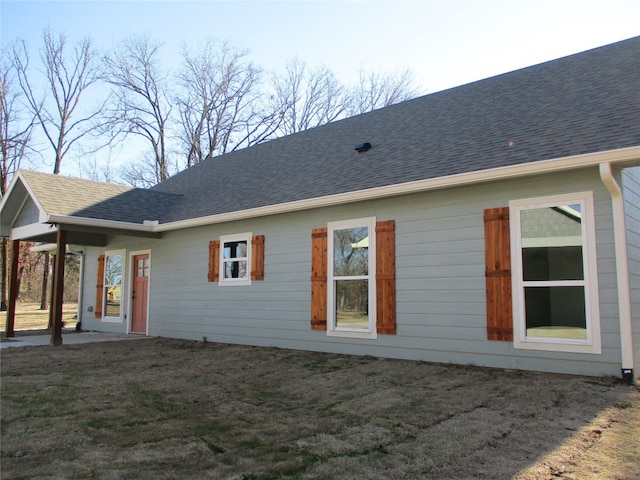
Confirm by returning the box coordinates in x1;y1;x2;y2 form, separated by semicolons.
348;68;420;115
13;29;103;175
1;44;38;196
269;58;350;136
175;39;271;167
103;35;173;182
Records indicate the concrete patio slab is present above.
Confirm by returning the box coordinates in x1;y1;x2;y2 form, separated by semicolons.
0;331;150;349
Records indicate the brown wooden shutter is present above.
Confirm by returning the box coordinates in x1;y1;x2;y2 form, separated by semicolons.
310;228;328;330
376;220;396;334
251;235;265;281
95;254;105;318
208;240;220;282
484;207;513;341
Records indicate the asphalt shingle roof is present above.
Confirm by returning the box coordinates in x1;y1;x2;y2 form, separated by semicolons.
14;37;640;227
151;36;640;223
20;170;181;224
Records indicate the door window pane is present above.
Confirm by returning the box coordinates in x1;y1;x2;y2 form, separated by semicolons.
137;258;150;277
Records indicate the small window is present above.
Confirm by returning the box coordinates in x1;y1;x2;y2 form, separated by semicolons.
328;218;377;338
103;250;125;322
510;192;601;353
219;233;252;286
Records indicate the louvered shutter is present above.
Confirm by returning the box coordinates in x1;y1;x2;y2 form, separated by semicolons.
251;235;265;281
310;228;328;330
95;254;105;318
208;240;220;282
484;207;513;341
376;220;396;334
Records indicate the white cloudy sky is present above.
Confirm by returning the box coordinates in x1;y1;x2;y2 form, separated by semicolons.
4;0;639;93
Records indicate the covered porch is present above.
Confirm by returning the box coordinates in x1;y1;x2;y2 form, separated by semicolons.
0;171;167;345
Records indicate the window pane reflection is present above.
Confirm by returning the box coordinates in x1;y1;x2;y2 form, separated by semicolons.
224;260;247;279
335;279;369;329
334;227;369;276
223;241;247;259
104;253;123;318
520;206;584;282
105;286;122;317
105;255;122;285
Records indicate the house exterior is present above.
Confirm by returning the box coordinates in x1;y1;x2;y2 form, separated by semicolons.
2;37;639;381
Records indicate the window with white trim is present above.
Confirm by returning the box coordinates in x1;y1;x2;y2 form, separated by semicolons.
328;217;377;338
219;232;252;286
510;192;601;353
103;250;125;322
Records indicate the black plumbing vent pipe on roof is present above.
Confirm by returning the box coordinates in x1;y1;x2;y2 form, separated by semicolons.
355;142;372;152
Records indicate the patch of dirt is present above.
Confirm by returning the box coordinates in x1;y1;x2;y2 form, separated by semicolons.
1;338;638;479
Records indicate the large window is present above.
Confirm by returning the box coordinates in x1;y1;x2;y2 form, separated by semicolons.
510;192;601;353
219;232;252;286
327;218;376;338
103;251;124;321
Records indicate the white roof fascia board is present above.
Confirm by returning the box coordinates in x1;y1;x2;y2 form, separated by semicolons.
29;243;83;254
46;215;157;233
155;146;640;233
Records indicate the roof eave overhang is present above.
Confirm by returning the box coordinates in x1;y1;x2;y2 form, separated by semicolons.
155;146;640;233
6;146;638;239
45;215;161;238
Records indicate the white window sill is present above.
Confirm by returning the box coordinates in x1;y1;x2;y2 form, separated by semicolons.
514;337;601;354
218;279;252;287
101;317;123;324
327;329;377;340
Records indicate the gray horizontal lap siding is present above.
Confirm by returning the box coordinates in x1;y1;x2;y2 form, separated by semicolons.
84;167;622;377
622;167;640;375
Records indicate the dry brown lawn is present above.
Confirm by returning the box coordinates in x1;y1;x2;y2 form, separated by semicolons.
1;335;639;480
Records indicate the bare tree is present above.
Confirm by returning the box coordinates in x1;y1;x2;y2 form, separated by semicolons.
0;45;38;310
13;29;103;310
267;60;419;138
269;58;350;137
119;154;165;188
103;35;173;183
13;29;103;175
77;153;116;183
348;68;420;115
176;40;275;166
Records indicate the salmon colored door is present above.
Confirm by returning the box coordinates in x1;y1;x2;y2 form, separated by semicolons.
131;254;150;334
